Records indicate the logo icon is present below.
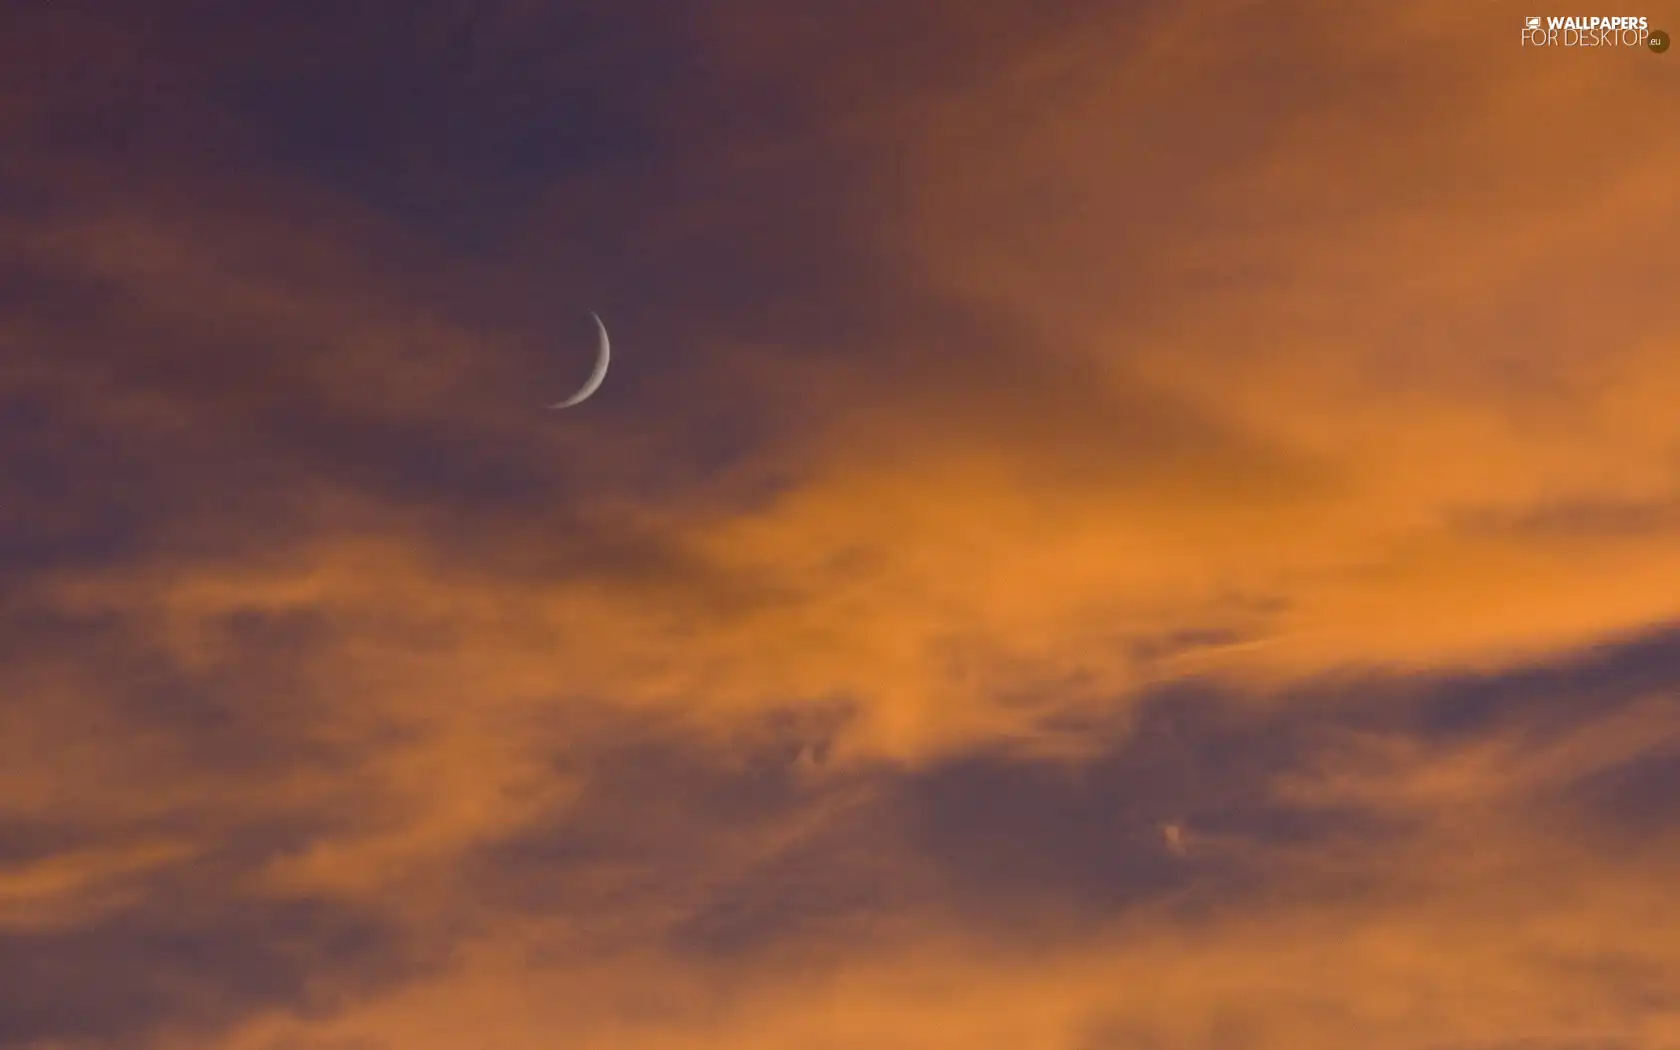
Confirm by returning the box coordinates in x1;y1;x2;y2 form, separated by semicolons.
1650;28;1671;51
1525;16;1542;29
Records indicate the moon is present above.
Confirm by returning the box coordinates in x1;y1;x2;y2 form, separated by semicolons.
549;312;610;409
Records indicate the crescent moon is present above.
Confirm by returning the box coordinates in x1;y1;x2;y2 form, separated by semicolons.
549;312;610;409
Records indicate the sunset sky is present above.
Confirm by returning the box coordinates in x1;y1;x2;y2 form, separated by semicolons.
4;3;1679;1048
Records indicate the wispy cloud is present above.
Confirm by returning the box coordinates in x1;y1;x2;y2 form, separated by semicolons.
2;1;1677;1047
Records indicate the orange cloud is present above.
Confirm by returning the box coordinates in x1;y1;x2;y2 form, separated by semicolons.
3;2;1679;1048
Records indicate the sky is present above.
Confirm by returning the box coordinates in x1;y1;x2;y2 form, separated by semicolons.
3;2;1679;1047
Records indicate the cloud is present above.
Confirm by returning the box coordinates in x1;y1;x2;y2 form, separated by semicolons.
0;887;414;1050
3;1;1679;1048
203;627;1676;1050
